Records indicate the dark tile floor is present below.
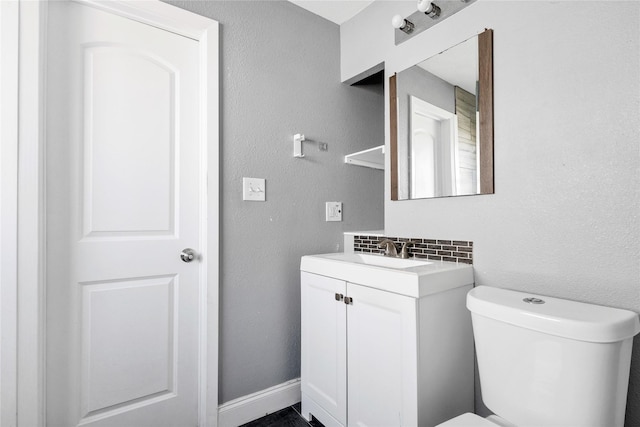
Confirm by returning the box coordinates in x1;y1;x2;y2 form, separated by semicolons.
239;402;325;427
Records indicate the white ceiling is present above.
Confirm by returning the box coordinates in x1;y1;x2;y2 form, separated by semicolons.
288;0;375;25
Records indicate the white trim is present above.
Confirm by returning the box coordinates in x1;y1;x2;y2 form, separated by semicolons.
17;2;47;425
218;379;302;427
78;0;214;40
15;1;220;425
1;1;20;425
203;21;221;427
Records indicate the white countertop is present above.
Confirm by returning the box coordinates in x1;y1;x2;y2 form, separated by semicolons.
301;252;474;298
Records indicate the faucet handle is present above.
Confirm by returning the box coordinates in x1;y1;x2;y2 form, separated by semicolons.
399;241;417;259
377;239;399;257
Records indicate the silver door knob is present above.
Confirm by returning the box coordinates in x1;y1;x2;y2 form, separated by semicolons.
180;248;197;263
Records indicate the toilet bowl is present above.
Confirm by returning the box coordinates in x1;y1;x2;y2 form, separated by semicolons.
436;413;495;426
436;286;640;427
438;413;515;427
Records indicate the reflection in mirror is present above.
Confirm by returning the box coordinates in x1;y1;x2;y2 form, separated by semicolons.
390;29;493;200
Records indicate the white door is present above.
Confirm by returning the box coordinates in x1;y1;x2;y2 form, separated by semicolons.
46;2;203;426
411;114;438;199
410;96;457;198
346;284;417;427
300;272;347;426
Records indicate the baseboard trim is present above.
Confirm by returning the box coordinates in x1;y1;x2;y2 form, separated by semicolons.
218;378;301;427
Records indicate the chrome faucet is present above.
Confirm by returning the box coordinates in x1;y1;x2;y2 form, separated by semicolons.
377;239;399;257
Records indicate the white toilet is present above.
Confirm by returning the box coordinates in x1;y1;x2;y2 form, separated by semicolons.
437;286;640;427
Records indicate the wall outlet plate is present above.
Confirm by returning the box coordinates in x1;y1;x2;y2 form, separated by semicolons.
243;177;265;201
326;201;342;222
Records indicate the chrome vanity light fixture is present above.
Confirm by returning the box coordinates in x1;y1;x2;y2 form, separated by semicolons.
392;0;477;45
391;1;439;37
391;15;414;34
417;0;441;19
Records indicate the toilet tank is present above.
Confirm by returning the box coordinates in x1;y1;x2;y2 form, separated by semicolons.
468;286;640;427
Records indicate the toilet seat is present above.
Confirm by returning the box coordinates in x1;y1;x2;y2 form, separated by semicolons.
436;413;498;427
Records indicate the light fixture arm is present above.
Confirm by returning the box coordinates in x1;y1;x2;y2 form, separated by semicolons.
391;15;415;34
417;0;441;18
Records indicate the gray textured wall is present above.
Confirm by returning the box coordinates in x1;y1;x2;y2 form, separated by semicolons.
166;1;384;403
342;1;640;425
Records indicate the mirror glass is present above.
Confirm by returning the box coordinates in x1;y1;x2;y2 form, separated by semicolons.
391;30;493;200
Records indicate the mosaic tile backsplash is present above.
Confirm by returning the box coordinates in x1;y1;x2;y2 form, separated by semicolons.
353;235;473;264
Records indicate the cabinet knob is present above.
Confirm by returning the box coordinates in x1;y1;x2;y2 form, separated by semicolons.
335;293;344;301
344;297;353;305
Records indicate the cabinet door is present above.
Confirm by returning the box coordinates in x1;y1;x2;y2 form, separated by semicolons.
301;272;347;426
346;283;418;427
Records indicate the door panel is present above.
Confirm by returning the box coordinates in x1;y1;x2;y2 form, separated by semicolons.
346;284;417;427
84;46;176;236
411;115;438;199
301;272;347;426
81;276;176;414
46;2;201;426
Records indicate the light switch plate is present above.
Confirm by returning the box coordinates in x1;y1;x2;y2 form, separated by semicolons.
326;201;342;222
243;177;265;201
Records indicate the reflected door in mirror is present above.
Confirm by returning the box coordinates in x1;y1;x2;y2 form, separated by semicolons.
410;96;457;198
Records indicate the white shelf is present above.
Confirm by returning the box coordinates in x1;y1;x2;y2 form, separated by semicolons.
344;145;384;170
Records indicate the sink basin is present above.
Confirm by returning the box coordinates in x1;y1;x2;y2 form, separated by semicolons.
352;253;431;269
301;252;473;298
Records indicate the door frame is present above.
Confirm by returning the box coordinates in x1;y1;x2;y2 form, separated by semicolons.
1;1;220;425
1;1;20;426
409;95;457;198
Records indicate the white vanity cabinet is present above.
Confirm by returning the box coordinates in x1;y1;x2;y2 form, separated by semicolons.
300;253;475;427
300;272;347;426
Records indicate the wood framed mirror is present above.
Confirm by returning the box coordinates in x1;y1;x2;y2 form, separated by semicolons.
390;29;493;200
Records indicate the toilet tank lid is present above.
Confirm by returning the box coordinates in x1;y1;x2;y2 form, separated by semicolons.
467;286;640;343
